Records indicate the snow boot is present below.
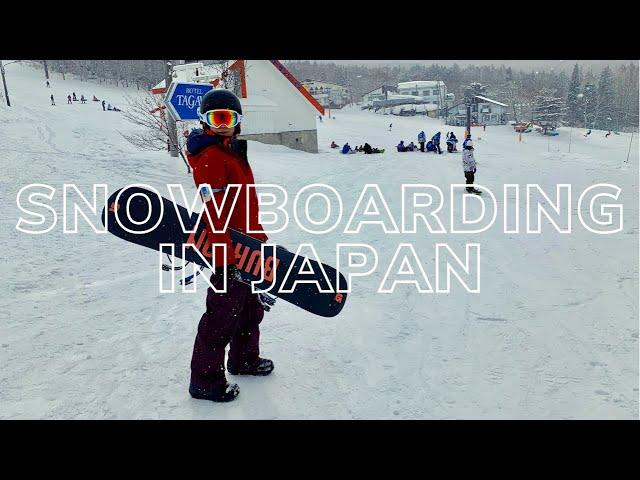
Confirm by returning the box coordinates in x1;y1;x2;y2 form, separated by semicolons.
227;357;274;376
189;382;240;402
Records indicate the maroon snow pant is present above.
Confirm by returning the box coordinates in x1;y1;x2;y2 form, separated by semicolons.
190;270;264;390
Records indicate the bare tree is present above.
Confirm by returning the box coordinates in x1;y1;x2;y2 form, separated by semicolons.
119;92;191;173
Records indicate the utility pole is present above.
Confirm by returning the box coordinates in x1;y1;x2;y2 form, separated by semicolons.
0;60;10;107
43;60;49;80
164;60;179;158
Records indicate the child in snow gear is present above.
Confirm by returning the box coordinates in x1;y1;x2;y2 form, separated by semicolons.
425;140;436;152
446;132;458;152
431;132;442;154
342;142;356;154
397;140;406;152
463;141;481;194
186;88;274;403
330;141;339;149
418;131;426;152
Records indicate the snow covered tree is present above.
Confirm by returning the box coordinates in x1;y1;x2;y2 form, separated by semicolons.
532;91;567;133
595;65;615;130
566;63;582;126
580;78;598;129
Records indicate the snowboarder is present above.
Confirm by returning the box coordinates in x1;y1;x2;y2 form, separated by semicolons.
407;141;416;152
431;132;442;154
101;100;106;111
418;131;426;152
46;80;50;88
463;140;481;194
605;131;611;138
72;92;77;102
80;94;86;104
67;95;72;104
584;129;592;137
389;123;393;131
50;94;55;106
397;140;406;152
186;89;274;403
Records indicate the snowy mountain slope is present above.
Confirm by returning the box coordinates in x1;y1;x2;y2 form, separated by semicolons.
0;63;638;419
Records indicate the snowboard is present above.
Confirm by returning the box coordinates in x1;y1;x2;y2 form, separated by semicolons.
101;186;348;318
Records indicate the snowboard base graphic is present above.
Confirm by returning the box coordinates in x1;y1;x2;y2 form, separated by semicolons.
101;186;348;318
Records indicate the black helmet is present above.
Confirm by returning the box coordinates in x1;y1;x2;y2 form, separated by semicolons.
199;89;242;115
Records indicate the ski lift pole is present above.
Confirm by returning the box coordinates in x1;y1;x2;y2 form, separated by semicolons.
626;131;634;163
568;126;572;153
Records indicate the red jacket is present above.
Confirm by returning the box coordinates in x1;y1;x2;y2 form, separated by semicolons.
186;131;267;267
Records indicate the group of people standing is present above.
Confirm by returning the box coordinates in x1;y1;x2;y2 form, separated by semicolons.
398;131;464;154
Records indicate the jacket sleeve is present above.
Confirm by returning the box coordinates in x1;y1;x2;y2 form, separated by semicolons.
192;153;237;267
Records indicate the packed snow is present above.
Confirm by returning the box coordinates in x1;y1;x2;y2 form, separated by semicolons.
1;63;638;419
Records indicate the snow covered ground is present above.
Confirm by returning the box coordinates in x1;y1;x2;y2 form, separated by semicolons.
1;62;638;419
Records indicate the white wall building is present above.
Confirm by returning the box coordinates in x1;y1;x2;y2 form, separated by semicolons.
152;60;324;153
301;80;350;108
396;80;447;108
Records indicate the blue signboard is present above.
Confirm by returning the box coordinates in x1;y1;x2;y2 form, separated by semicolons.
164;82;213;121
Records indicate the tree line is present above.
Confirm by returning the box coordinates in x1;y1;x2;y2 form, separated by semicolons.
30;60;639;131
285;61;639;131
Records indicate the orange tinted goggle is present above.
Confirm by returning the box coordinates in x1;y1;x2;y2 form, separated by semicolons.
198;109;242;128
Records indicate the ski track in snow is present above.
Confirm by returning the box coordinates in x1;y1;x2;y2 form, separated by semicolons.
0;63;638;419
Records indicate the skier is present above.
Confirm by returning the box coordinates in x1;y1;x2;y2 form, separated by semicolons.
418;131;426;152
50;94;55;106
462;140;481;194
101;100;106;111
431;132;442;154
67;95;72;104
186;89;274;403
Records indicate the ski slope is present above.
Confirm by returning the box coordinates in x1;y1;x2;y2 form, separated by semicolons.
1;62;638;419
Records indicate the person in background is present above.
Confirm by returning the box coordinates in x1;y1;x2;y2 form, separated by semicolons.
330;141;339;149
605;130;611;138
483;124;486;131
72;92;77;101
431;132;442;154
101;100;106;111
584;129;592;137
418;131;426;152
50;94;55;106
462;132;472;149
462;140;481;194
397;140;406;152
46;80;50;88
341;142;355;154
389;123;393;131
446;132;458;153
67;95;72;104
80;94;86;104
407;141;416;152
